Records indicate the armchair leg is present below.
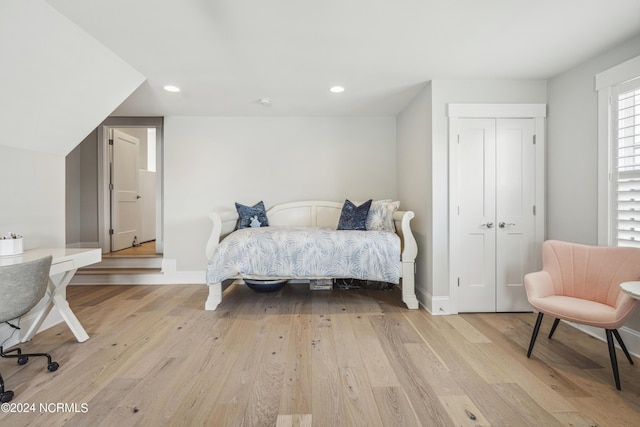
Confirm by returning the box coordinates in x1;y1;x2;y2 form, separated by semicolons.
527;312;544;358
605;329;621;390
612;329;634;365
548;318;561;339
0;372;14;403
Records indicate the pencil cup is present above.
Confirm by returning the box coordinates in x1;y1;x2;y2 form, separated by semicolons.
0;238;23;256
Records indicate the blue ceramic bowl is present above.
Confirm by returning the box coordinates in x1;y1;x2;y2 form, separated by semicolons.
244;279;287;292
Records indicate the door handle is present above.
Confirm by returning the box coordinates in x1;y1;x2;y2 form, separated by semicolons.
498;222;515;228
481;222;494;228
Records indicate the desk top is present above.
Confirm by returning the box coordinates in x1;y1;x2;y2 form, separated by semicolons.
0;248;101;270
620;281;640;300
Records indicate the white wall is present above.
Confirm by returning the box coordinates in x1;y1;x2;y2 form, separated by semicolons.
547;34;640;336
66;144;82;244
397;83;432;301
66;130;99;246
163;116;397;271
0;146;66;249
0;0;145;156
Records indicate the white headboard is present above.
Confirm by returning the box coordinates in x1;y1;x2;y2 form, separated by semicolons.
266;200;343;227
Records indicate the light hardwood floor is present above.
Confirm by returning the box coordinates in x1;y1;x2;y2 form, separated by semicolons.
1;283;640;426
101;241;159;258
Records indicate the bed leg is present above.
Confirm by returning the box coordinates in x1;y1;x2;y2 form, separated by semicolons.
205;282;222;310
402;261;419;309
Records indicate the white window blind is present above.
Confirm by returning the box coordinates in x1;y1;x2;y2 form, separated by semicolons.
614;79;640;247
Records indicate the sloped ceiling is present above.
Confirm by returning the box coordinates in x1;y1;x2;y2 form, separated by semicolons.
46;0;640;117
0;0;145;156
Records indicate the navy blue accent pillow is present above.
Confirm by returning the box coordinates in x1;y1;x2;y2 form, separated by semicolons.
235;201;269;229
337;199;372;231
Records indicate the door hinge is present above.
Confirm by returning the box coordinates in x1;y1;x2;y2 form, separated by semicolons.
533;135;536;145
109;139;114;146
109;229;114;235
109;183;114;191
457;134;460;144
457;277;460;287
533;205;536;216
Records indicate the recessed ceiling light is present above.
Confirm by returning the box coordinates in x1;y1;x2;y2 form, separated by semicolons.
163;85;181;93
329;86;345;94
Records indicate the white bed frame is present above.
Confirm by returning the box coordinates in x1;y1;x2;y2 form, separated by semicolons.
205;200;419;310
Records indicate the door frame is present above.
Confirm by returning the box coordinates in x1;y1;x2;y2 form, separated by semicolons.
447;104;546;314
97;117;164;254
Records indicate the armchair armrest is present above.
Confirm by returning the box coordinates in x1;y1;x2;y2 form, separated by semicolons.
524;270;554;299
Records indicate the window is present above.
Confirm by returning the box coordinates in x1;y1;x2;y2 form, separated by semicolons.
613;80;640;247
596;55;640;246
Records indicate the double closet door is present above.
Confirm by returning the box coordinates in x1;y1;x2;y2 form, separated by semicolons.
450;116;542;312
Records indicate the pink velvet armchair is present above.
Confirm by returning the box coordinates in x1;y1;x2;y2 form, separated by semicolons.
524;240;640;390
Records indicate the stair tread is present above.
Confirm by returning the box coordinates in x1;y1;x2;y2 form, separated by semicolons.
77;268;162;275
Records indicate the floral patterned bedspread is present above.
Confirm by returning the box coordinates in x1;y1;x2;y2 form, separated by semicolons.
206;226;400;284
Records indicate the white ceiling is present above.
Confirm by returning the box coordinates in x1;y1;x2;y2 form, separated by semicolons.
47;0;640;117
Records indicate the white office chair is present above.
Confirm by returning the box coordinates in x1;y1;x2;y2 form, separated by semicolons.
0;256;59;403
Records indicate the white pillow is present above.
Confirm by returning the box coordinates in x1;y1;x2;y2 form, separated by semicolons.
366;199;399;232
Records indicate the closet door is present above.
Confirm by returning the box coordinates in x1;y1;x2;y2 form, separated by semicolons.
495;118;536;312
453;118;537;312
455;119;497;312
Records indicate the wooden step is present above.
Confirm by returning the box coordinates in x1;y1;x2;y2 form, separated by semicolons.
84;256;163;270
76;267;162;275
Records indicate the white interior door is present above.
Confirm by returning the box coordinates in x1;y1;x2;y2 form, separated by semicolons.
495;119;536;312
111;129;139;252
455;119;497;312
453;118;537;312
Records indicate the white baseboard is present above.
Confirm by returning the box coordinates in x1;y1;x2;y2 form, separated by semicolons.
415;286;450;315
565;321;640;359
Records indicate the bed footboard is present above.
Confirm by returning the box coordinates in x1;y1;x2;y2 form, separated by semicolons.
394;210;419;309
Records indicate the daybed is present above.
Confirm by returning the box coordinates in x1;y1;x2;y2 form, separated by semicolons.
204;200;419;310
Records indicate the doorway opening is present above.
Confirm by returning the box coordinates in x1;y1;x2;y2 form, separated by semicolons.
64;116;163;261
98;118;164;257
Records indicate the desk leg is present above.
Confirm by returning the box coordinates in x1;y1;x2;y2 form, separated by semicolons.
21;269;89;343
52;292;89;342
21;287;55;342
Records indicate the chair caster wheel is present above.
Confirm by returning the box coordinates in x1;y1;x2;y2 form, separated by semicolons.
48;362;59;372
17;356;28;365
1;390;14;403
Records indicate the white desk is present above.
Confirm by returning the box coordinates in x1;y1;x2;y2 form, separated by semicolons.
620;281;640;300
0;248;101;343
